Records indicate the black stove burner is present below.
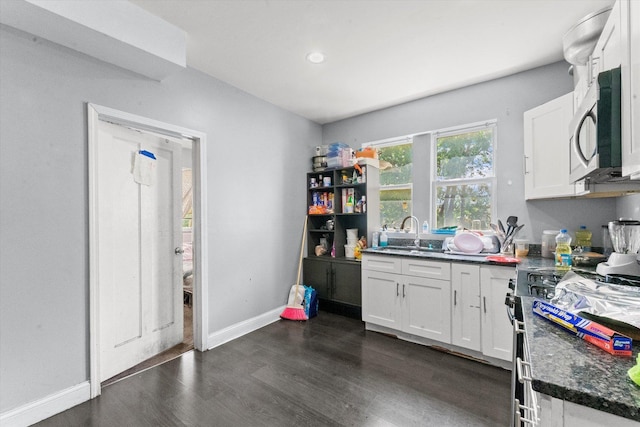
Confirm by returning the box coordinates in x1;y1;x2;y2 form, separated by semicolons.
601;274;640;287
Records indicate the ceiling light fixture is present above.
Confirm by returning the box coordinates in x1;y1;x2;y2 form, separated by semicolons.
306;52;325;64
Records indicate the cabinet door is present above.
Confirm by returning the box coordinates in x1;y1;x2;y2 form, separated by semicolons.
451;264;481;351
593;0;621;76
480;265;515;361
362;269;401;329
524;93;575;200
302;258;331;300
402;275;451;343
622;0;640;179
332;261;361;306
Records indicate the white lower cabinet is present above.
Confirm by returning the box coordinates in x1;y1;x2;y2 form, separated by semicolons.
538;393;640;426
362;255;451;342
402;273;451;342
362;254;514;364
451;263;481;351
480;265;515;361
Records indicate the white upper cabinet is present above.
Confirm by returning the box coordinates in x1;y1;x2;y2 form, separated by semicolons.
592;1;622;75
524;93;575;200
621;0;640;179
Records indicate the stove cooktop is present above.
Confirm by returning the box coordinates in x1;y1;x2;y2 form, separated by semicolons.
515;267;640;299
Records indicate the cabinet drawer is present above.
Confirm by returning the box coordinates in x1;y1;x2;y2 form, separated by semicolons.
401;258;450;280
361;254;402;274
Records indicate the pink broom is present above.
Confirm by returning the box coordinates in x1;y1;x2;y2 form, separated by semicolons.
280;216;309;321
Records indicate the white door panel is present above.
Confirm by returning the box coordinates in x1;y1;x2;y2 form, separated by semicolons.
97;121;182;381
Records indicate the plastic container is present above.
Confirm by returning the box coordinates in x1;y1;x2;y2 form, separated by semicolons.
345;245;355;259
372;231;380;248
346;229;358;240
575;225;592;252
514;239;529;258
380;229;388;247
422;221;430;233
541;230;559;258
602;224;612;256
555;229;573;270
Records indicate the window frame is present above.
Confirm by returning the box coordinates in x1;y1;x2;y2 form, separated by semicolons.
430;121;498;230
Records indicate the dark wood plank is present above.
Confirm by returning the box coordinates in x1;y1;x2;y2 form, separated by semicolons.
36;311;510;426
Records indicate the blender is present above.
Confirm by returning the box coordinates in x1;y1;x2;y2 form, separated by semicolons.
596;219;640;277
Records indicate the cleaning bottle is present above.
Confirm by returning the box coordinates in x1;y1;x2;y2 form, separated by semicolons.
422;220;429;234
574;225;592;252
380;226;388;247
555;229;572;270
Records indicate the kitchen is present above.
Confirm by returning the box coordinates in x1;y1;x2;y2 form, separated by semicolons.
1;0;640;426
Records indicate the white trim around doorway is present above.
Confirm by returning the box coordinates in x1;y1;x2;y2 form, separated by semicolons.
87;103;209;399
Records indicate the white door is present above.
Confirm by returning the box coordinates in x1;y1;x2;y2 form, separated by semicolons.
97;121;183;381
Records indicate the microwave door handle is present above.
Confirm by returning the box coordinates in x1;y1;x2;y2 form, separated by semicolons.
572;108;596;168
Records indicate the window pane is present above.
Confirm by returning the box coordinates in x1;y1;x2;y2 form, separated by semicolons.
379;143;412;185
436;129;493;180
435;183;492;229
380;188;412;230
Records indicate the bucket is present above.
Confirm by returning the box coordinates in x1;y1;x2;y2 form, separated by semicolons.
345;245;355;258
346;228;358;240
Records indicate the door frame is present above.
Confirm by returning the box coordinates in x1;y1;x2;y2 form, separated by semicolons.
87;103;209;398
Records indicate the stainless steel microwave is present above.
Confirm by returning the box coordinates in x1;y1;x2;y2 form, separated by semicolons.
569;67;622;183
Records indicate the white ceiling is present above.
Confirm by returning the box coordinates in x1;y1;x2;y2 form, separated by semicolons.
130;0;614;124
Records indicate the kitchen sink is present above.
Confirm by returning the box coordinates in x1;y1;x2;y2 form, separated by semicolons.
369;246;443;256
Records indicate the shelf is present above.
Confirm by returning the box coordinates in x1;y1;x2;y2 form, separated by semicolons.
309;229;334;233
334;212;366;217
308;186;333;191
335;183;366;189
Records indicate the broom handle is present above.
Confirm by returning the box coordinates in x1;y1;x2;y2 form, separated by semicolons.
294;216;308;297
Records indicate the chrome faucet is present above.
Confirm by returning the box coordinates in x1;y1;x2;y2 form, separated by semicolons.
401;215;421;248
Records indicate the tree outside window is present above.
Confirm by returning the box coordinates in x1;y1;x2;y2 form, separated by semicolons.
377;141;412;230
433;125;496;230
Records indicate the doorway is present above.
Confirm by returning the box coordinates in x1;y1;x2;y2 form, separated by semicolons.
87;104;209;398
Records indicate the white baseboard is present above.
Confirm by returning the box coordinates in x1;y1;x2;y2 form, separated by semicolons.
0;381;90;427
207;305;285;350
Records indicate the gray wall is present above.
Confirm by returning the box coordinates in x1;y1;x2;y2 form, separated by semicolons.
323;61;621;246
0;25;320;412
617;194;640;219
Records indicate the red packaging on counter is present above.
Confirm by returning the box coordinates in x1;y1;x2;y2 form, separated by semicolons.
532;299;633;357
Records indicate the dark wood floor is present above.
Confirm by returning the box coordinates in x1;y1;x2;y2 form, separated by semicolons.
36;312;511;426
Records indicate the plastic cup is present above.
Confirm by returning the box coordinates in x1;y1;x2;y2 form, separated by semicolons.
515;239;529;258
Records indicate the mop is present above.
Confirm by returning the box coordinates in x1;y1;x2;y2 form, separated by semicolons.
280;216;309;321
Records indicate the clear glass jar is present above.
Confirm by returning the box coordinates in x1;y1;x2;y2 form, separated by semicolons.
541;230;559;259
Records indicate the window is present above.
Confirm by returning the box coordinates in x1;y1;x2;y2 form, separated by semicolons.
371;139;413;230
432;122;496;230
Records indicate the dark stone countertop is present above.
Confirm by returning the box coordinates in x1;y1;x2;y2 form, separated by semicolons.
521;296;640;421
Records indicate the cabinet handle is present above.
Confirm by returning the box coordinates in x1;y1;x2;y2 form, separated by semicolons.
331;266;336;294
403;284;406;298
523;155;529;175
396;283;399;297
454;290;457;306
483;296;487;314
